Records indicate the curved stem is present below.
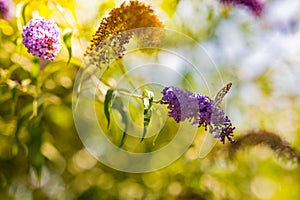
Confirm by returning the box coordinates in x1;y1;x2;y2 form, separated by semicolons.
117;90;161;104
117;61;138;91
86;72;161;103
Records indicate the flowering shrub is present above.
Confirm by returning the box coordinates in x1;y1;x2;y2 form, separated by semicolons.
1;0;300;199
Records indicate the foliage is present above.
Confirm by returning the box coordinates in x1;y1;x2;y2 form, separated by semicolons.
0;0;300;199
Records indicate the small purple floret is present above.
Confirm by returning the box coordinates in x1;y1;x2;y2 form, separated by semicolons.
0;0;15;20
22;17;61;61
220;0;265;16
161;86;235;144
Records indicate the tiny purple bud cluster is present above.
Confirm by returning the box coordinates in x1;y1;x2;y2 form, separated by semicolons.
22;17;61;61
210;105;235;144
0;0;15;20
220;0;265;16
161;86;235;144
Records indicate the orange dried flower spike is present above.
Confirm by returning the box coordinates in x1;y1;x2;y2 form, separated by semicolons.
85;0;164;56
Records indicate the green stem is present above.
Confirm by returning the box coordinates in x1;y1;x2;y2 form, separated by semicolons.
87;73;161;103
117;90;161;104
117;61;137;91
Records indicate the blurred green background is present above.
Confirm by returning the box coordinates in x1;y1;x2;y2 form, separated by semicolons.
1;0;300;199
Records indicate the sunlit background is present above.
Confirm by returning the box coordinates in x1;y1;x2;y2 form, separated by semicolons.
0;0;300;199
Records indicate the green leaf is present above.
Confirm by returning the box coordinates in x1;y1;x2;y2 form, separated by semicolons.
152;107;165;146
31;57;40;78
27;106;44;179
21;2;30;25
112;97;128;147
14;115;27;144
120;131;127;148
141;89;154;142
10;87;18;116
63;29;73;65
104;89;115;129
160;0;180;17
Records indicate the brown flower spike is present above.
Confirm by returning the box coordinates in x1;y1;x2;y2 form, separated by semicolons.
85;0;164;57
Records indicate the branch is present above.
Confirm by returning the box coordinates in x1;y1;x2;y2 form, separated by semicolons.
226;129;300;163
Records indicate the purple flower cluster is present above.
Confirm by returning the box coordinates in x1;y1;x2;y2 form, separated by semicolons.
210;105;235;144
220;0;265;16
0;0;15;20
22;17;61;61
161;86;235;144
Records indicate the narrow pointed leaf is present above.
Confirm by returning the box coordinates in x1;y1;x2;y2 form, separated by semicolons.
120;131;127;148
31;57;40;78
141;90;154;142
63;29;73;64
27;106;44;179
21;2;30;25
160;0;180;17
152;107;164;146
112;97;128;147
11;87;18;115
104;89;115;128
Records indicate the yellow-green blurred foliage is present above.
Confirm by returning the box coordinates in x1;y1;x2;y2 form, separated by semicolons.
0;0;300;200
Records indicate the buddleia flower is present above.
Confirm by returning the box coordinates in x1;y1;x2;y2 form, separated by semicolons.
0;0;15;21
22;17;61;61
220;0;265;16
160;86;235;144
85;0;164;68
